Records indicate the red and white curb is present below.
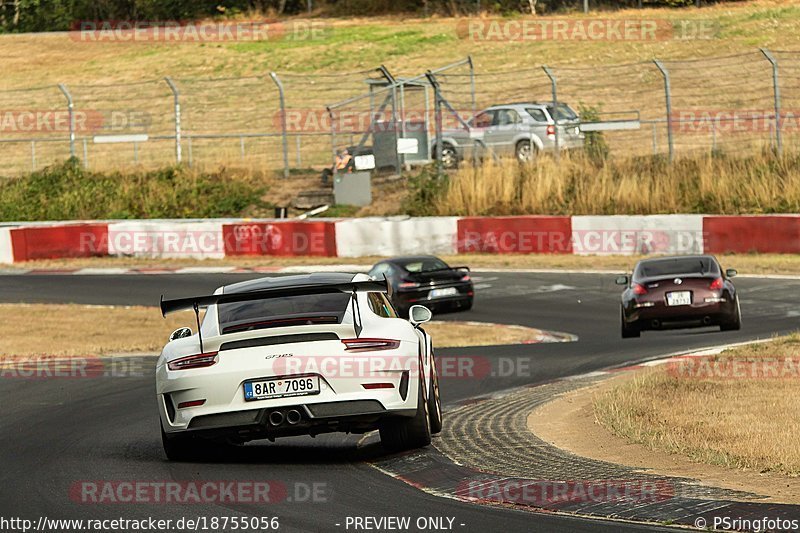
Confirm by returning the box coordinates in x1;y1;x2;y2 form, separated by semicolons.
2;214;800;264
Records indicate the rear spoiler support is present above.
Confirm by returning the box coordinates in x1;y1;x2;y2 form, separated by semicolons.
193;301;204;354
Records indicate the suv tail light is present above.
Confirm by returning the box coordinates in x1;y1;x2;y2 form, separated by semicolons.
709;277;723;290
167;352;218;371
341;338;400;352
632;283;648;295
546;125;556;136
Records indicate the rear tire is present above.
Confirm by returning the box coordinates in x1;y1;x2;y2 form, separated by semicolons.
436;143;458;169
380;375;432;452
427;355;443;435
515;140;537;163
161;425;195;461
720;296;742;331
620;307;640;338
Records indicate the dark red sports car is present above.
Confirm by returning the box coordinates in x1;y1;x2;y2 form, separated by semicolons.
616;255;741;338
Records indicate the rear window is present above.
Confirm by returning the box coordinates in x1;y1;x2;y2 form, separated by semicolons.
396;257;449;273
546;103;578;122
526;108;548;123
637;258;717;279
218;293;351;334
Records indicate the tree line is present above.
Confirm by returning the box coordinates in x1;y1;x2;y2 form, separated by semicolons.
0;0;735;33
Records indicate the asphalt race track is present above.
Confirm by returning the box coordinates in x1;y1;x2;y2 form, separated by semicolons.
1;271;798;533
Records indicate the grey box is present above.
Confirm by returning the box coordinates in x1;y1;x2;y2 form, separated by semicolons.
334;171;372;206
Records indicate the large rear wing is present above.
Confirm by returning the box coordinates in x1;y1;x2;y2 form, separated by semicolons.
159;278;391;351
160;279;390;317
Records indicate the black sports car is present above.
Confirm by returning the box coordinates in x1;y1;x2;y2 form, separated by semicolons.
367;255;474;317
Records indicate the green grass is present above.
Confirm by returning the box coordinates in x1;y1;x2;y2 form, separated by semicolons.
0;159;270;221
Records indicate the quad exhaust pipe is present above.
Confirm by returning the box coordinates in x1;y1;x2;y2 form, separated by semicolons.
286;409;302;425
268;411;284;426
268;409;302;426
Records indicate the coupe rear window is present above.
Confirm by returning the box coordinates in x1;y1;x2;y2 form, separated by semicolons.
218;293;351;334
637;258;716;278
396;257;449;273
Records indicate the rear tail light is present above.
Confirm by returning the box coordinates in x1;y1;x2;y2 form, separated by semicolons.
362;383;395;390
546;125;556;136
399;281;420;289
167;352;218;371
341;338;401;352
177;399;206;409
709;277;723;290
460;274;471;282
632;283;648;295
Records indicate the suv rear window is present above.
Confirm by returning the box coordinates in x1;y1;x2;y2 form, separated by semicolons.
218;293;352;334
526;108;548;122
546;103;578;122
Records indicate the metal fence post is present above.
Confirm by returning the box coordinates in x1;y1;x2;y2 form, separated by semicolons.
468;55;477;117
379;66;402;176
653;60;674;162
760;48;782;156
326;106;338;180
542;66;559;162
269;72;290;178
425;71;444;177
57;83;76;158
164;77;182;164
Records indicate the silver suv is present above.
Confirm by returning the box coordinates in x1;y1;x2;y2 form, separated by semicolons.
433;102;584;168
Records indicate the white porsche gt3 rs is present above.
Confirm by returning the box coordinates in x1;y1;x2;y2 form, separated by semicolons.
156;272;442;461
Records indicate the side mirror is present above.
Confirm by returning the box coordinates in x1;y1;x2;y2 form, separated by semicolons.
725;268;738;278
615;275;629;286
169;327;192;342
408;305;432;326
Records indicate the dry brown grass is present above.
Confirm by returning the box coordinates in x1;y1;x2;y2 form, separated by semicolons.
593;335;800;476
425;320;541;347
6;253;800;276
0;304;188;356
437;153;800;216
0;1;799;174
0;303;539;357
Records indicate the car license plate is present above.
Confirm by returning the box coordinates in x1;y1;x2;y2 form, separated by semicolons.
244;376;320;401
429;287;458;299
666;291;691;306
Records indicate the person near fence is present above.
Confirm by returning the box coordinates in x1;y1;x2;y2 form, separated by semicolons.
321;148;354;185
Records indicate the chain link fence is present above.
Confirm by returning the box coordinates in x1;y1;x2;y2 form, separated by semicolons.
1;48;798;177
